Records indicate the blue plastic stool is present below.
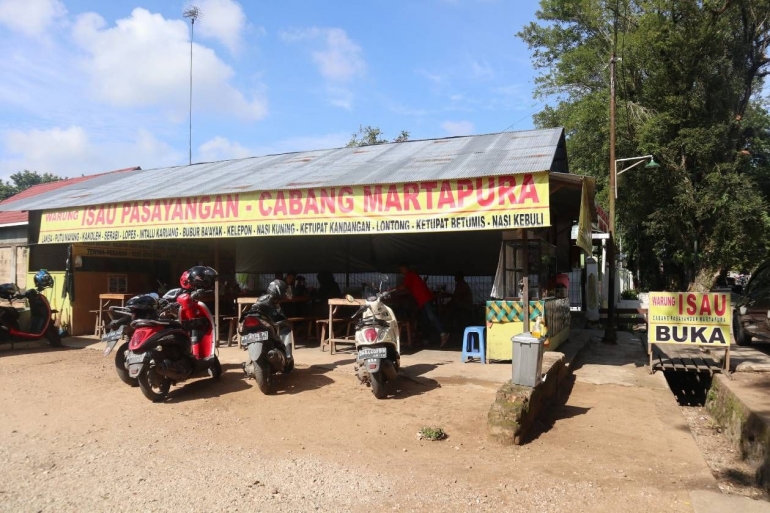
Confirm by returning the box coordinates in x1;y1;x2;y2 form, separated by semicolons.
461;326;486;364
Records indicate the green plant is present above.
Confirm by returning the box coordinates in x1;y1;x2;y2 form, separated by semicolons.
621;289;639;300
417;427;447;441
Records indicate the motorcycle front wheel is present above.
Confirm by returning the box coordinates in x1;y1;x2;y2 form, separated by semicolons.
114;342;138;387
253;359;272;395
370;370;387;399
138;364;171;402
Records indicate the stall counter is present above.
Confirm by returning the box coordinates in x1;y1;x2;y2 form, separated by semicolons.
485;297;571;360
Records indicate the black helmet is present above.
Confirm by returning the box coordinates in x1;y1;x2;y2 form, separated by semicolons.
126;294;159;312
182;266;218;290
266;279;288;300
34;270;54;290
0;283;19;300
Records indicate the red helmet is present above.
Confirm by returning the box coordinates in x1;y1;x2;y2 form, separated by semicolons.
180;266;218;290
180;270;191;290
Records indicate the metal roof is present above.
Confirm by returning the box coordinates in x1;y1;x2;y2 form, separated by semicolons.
0;167;141;223
0;128;567;212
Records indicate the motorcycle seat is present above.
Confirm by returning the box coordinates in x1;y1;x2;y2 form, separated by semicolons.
131;319;184;330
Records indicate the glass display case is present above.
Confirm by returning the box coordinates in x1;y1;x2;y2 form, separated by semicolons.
500;238;556;300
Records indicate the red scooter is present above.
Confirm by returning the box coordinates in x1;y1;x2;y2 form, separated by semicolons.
0;270;61;348
125;267;222;402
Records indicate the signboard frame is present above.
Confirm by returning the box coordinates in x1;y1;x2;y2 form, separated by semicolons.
647;291;731;373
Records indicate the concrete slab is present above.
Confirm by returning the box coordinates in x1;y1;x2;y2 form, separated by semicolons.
572;329;669;389
690;490;770;512
711;344;770;373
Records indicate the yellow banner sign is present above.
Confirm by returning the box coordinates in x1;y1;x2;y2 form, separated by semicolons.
38;173;551;243
648;292;731;346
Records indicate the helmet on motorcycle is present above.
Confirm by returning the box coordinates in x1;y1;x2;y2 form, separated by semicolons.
182;266;218;290
266;279;288;300
0;283;19;300
179;270;191;290
34;270;54;290
126;294;159;312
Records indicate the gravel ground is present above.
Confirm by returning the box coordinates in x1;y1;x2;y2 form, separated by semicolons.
0;345;718;512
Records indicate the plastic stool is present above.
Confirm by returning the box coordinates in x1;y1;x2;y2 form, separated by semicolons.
461;326;486;364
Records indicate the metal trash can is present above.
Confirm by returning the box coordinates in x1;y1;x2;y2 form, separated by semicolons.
511;332;546;387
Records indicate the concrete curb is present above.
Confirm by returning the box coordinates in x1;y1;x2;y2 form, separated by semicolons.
706;374;770;491
487;332;591;445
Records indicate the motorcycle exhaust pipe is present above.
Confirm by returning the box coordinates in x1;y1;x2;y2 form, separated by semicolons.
267;349;284;369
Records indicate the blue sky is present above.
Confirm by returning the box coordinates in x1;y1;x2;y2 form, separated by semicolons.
0;0;545;179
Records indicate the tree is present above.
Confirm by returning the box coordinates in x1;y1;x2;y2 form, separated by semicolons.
0;170;63;201
347;126;410;147
519;0;770;290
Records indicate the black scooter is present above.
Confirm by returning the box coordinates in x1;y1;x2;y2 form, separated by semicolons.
239;295;294;394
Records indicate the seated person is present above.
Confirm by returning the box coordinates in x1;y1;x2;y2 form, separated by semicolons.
447;272;474;329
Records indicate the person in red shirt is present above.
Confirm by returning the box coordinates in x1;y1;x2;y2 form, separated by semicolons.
396;262;449;347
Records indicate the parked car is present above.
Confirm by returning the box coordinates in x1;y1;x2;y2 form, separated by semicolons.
733;262;770;346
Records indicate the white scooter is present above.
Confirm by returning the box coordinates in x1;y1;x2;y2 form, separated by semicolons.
346;275;400;399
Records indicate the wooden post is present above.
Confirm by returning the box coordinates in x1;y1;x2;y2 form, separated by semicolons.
522;229;529;333
214;240;220;348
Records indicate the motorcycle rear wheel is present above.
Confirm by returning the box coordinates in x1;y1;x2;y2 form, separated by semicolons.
114;341;138;387
45;325;61;347
370;370;387;399
254;360;272;395
138;365;171;402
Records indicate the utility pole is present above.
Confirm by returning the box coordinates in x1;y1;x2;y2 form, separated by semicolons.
603;51;618;344
183;6;201;166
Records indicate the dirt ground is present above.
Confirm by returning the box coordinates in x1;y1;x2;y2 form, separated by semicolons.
0;342;717;512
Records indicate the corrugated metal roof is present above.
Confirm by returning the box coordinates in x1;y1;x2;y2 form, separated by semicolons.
0;128;567;212
0;166;141;222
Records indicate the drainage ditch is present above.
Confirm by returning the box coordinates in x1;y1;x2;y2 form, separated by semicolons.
662;370;768;500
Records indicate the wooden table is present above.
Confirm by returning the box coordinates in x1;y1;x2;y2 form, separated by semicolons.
324;298;365;354
94;293;134;337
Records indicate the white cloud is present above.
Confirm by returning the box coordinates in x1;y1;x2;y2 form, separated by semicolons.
441;120;475;136
0;126;183;178
198;132;349;161
281;27;365;82
0;0;66;38
186;0;247;54
199;136;252;161
470;58;494;80
72;8;267;121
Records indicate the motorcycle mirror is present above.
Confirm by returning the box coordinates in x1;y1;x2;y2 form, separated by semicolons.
379;274;389;283
345;294;355;303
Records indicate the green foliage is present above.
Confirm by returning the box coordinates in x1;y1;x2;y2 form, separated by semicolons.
520;0;770;289
0;170;63;201
417;426;447;441
347;126;410;147
620;289;638;300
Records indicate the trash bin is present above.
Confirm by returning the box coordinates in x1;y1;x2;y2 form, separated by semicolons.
511;332;546;387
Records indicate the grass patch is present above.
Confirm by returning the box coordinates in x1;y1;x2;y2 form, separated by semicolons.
418;427;447;441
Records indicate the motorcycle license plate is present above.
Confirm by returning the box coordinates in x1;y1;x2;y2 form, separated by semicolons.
359;347;387;359
102;326;125;355
125;353;146;365
241;331;269;344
